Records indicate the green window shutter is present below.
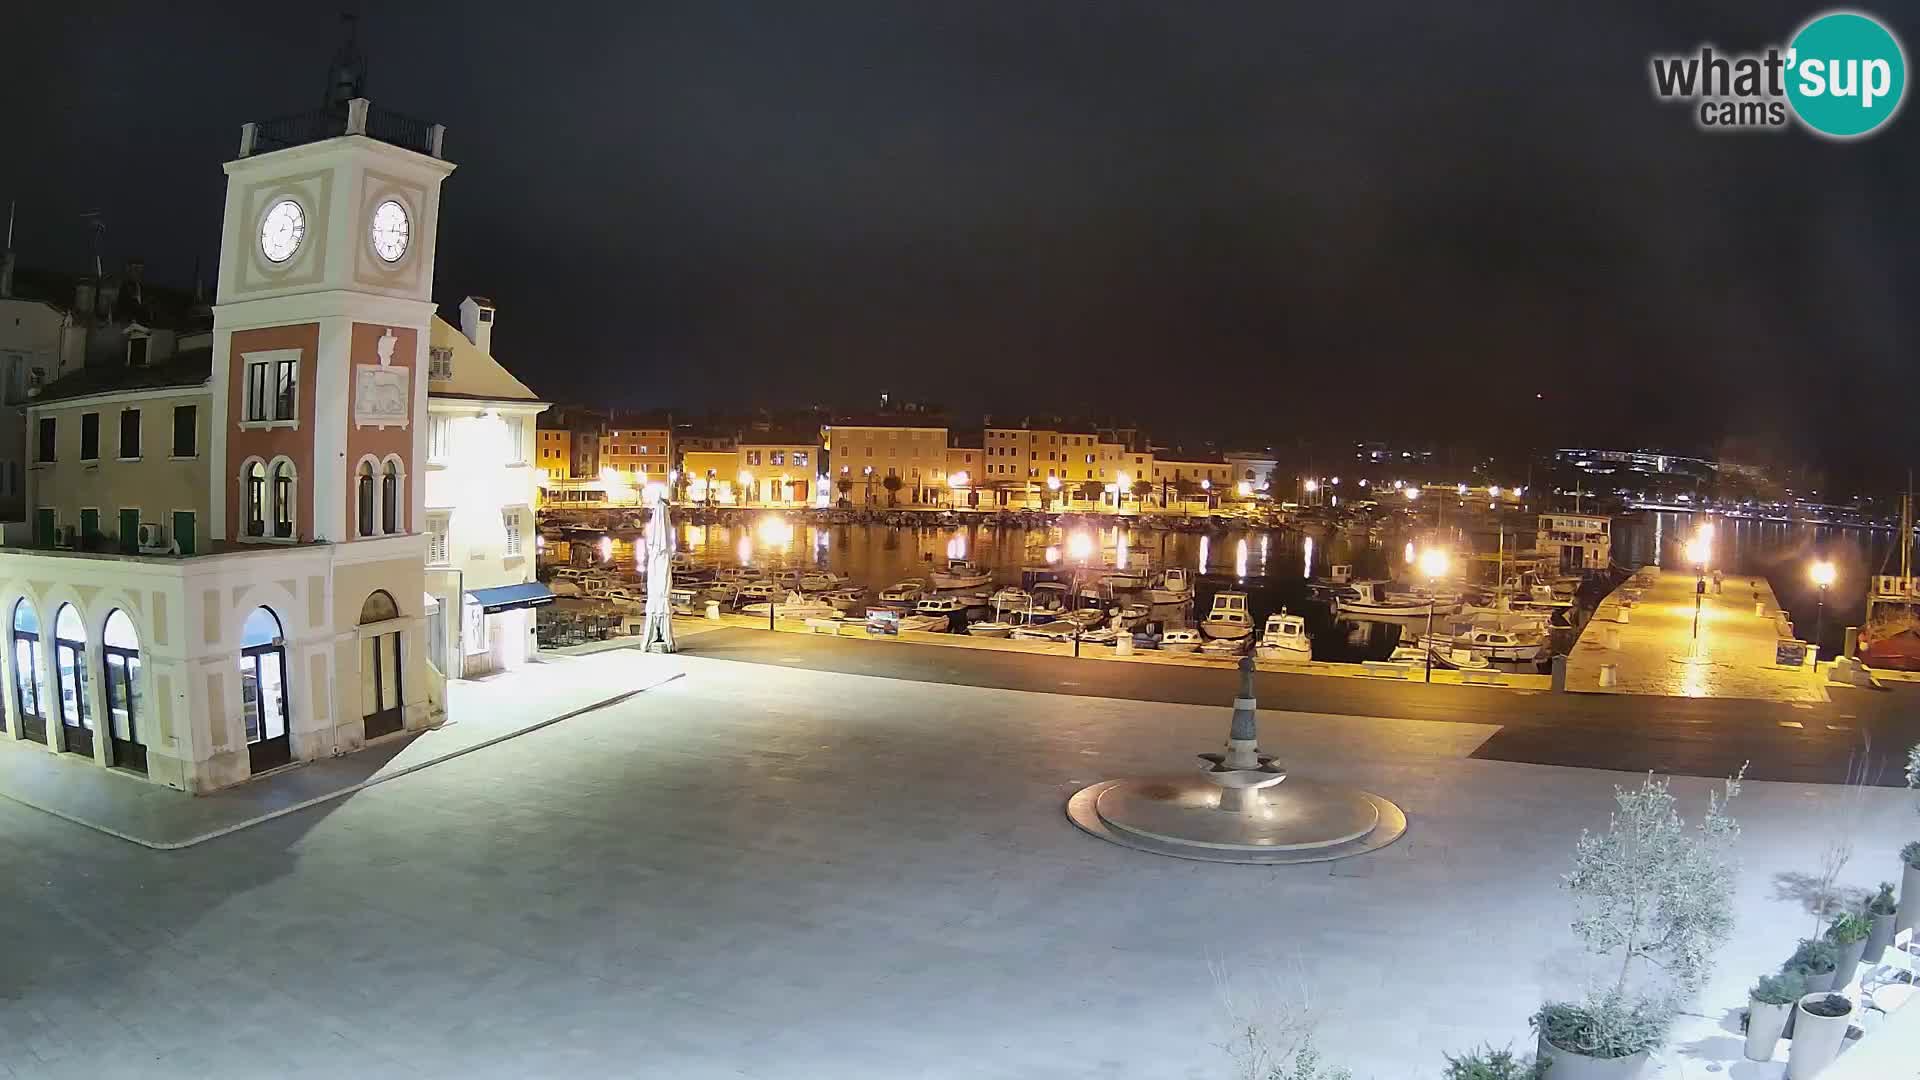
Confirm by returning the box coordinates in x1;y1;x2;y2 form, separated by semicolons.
119;509;140;553
172;511;196;556
79;508;99;543
35;508;54;547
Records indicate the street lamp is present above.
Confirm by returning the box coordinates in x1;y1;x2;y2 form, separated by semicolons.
950;470;970;509
738;469;754;507
1201;477;1212;511
706;468;716;509
1811;559;1836;655
1116;470;1131;514
1418;548;1449;683
864;465;875;507
1685;529;1711;647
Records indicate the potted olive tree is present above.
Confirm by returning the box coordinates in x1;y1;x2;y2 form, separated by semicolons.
1534;770;1744;1080
1786;993;1854;1079
1825;911;1871;985
1743;971;1805;1062
1864;882;1897;959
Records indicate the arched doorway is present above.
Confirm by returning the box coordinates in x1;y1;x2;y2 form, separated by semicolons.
241;607;291;774
101;611;146;774
53;604;91;758
359;590;404;739
11;600;47;744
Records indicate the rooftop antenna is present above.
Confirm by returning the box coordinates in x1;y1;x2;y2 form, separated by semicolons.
79;209;105;278
324;12;368;112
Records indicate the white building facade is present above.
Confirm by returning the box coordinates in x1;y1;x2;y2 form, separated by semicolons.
423;297;549;678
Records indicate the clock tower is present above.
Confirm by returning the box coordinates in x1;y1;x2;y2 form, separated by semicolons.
209;89;455;755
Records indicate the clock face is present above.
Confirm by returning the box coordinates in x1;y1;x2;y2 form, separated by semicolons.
259;199;306;264
370;199;410;263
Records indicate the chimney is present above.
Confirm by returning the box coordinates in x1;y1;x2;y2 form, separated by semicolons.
459;295;495;354
97;276;120;320
74;279;97;322
125;257;145;303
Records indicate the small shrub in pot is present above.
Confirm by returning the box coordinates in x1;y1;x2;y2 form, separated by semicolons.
1866;881;1898;958
1785;937;1840;993
1743;971;1803;1062
1825;911;1872;982
1444;1044;1546;1080
1787;992;1855;1079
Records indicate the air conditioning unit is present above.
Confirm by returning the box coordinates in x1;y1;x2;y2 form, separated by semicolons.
137;522;170;554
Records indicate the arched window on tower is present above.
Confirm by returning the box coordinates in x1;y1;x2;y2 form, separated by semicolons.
357;460;376;538
245;460;267;537
271;460;296;539
382;459;402;534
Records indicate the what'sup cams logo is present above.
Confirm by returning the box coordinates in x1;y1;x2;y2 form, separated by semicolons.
1650;10;1906;138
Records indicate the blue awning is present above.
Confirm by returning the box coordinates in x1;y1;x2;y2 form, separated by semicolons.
469;582;556;613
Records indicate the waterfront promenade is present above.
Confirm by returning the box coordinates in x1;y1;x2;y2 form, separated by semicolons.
1566;566;1826;703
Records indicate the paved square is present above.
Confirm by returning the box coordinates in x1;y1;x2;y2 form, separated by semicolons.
1;654;1909;1078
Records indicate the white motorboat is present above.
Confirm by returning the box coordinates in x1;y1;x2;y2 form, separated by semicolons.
1509;583;1575;614
799;572;845;592
874;580;926;606
1063;607;1109;629
739;592;838;620
820;587;866;611
899;596;966;633
1419;628;1549;664
1028;582;1071;615
929;559;993;590
1011;619;1080;641
1144;568;1193;605
1111;603;1151;629
967;620;1016;638
990;586;1032;609
702;581;740;603
1200;591;1253;640
1256;612;1312;658
1102;562;1153;590
735;581;778;604
770;568;805;590
669;587;700;616
716;567;758;583
1334;580;1449;619
1392;643;1490;671
1201;636;1247;657
1159;628;1203;653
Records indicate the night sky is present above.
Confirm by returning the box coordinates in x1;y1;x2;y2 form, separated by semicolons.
8;4;1916;478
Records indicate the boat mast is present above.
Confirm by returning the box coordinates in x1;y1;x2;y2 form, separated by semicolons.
1905;470;1913;582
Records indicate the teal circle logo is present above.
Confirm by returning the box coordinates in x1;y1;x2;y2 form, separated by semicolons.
1786;11;1907;138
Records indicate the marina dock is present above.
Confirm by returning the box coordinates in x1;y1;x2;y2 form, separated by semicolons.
1566;566;1827;703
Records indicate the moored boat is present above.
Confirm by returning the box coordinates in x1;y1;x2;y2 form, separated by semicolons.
1256;612;1312;658
1200;591;1253;640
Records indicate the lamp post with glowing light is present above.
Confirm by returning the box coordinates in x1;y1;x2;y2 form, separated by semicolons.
706;468;716;510
949;470;970;510
738;469;755;508
1116;471;1131;515
1046;473;1061;512
1685;528;1712;648
1201;478;1212;511
1418;548;1449;682
1811;559;1836;656
863;465;875;508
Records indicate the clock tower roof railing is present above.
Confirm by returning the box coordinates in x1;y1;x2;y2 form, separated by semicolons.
239;97;445;161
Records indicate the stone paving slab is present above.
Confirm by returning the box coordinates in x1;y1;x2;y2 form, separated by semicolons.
1568;566;1828;702
0;650;684;849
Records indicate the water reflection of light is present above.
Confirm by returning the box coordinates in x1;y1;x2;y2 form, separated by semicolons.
736;534;752;565
1045;545;1061;564
757;514;793;551
1260;534;1269;571
1068;531;1094;561
1117;533;1129;570
1199;534;1210;571
1235;538;1248;579
1303;535;1313;578
597;536;613;563
947;532;966;560
1405;540;1415;564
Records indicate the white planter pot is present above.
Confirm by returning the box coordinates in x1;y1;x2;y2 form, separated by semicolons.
1786;993;1854;1080
1865;910;1897;961
1539;1036;1651;1080
1745;998;1791;1061
1898;862;1920;934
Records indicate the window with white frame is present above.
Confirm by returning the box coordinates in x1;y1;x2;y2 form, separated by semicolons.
502;508;524;556
244;354;298;424
503;415;526;463
427;346;454;381
426;512;450;564
428;414;451;463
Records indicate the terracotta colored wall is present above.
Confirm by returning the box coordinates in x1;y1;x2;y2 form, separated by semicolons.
227;323;319;541
343;323;418;535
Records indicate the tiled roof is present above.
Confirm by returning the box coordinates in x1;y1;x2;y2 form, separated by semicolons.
32;347;212;404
